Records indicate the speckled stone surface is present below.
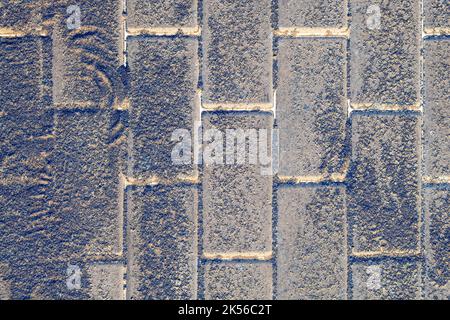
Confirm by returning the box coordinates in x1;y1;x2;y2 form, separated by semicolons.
128;37;198;180
351;259;422;300
424;188;449;300
52;0;122;108
127;185;197;300
202;112;273;254
127;0;197;28
424;39;450;178
277;38;347;177
348;113;420;254
277;186;347;300
0;0;447;301
204;262;272;300
279;0;346;28
350;0;420;105
424;0;450;29
203;0;272;103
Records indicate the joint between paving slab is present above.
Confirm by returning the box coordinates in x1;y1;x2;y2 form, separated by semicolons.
273;27;349;38
422;176;450;184
202;103;273;112
123;175;200;187
126;26;201;37
351;249;421;259
350;103;422;112
202;252;273;261
423;28;450;36
0;28;48;38
276;174;346;184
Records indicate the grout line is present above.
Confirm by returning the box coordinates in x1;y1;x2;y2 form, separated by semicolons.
351;250;421;259
277;173;347;184
419;0;425;275
124;175;200;187
122;0;129;300
195;0;203;298
202;252;273;261
202;102;273;112
346;0;353;300
0;28;48;37
423;27;450;36
126;26;201;37
422;176;450;184
351;103;422;111
274;27;350;38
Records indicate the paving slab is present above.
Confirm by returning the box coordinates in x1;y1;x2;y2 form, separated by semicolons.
424;188;450;300
279;0;347;28
348;113;420;254
127;37;198;180
424;0;450;29
423;39;450;178
278;38;347;177
202;112;273;254
127;185;197;300
52;0;122;108
351;260;422;300
127;0;197;28
350;0;420;106
204;262;272;300
277;186;347;299
203;0;272;104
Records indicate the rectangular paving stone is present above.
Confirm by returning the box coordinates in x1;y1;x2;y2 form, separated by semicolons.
423;39;450;178
350;0;420;106
127;0;197;28
0;36;51;116
88;263;125;300
424;0;450;29
0;0;42;31
127;37;198;180
351;260;422;300
204;262;272;300
127;186;197;300
424;188;449;300
0;264;9;300
202;112;273;253
52;111;122;259
52;0;122;108
348;113;420;253
203;0;272;104
0;36;53;195
278;38;347;177
279;0;347;28
0;183;53;299
277;186;347;300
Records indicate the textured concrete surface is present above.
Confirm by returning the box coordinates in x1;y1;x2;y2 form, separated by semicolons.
52;0;122;108
348;113;420;254
424;39;450;178
350;0;420;106
128;0;197;28
277;186;347;299
202;112;273;253
0;0;448;301
128;37;197;179
88;263;125;300
278;38;347;177
424;188;449;299
279;0;346;28
204;262;272;300
351;260;422;300
127;186;197;300
424;0;450;29
203;0;272;104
